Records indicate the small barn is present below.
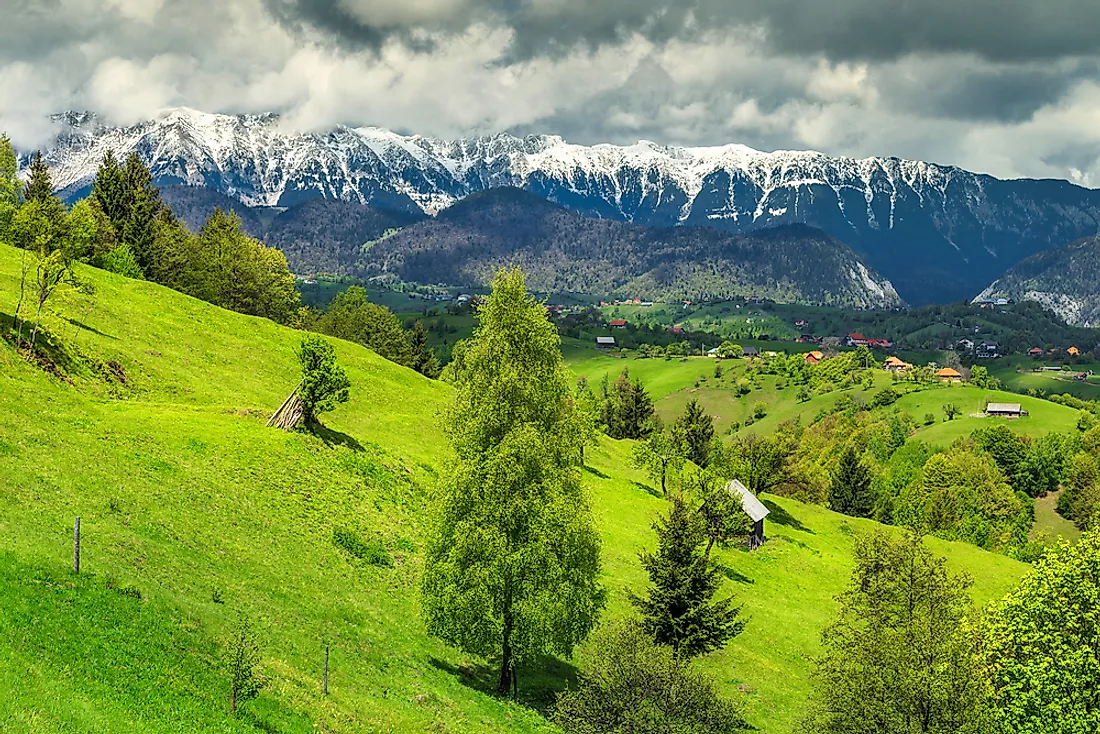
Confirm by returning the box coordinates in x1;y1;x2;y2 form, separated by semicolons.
937;368;963;383
805;350;824;364
596;336;617;349
742;347;760;358
987;403;1027;418
727;479;770;550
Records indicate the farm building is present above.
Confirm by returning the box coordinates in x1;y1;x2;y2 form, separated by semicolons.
727;479;770;550
805;351;824;364
595;336;617;348
742;347;760;358
884;356;912;372
1028;347;1044;356
937;368;963;383
609;319;628;329
1068;346;1081;356
986;403;1028;418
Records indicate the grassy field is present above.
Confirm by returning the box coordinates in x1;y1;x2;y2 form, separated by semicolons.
990;356;1100;400
0;243;1030;734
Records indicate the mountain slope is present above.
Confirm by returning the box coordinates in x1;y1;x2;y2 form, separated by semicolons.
33;108;1100;304
361;188;903;307
0;243;1023;734
264;199;426;275
159;184;269;238
976;234;1100;326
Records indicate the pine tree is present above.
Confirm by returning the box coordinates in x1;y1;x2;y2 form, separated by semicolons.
408;319;440;378
676;398;715;467
92;150;128;237
24;152;54;203
829;447;874;518
631;495;744;658
122;153;161;269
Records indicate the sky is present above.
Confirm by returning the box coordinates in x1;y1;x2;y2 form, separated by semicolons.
3;0;1100;186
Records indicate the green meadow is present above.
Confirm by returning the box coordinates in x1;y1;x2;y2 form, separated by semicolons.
0;243;1031;733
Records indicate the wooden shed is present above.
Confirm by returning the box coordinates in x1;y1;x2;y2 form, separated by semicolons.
986;402;1027;418
727;479;770;550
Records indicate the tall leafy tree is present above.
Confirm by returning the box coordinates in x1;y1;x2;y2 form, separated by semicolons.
24;152;53;204
631;495;744;658
829;447;874;518
315;287;414;367
804;531;987;734
421;269;605;695
676;398;715;467
0;133;22;242
632;429;686;496
984;530;1100;733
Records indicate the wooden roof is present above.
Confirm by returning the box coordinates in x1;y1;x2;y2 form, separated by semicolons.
937;368;962;377
987;403;1023;413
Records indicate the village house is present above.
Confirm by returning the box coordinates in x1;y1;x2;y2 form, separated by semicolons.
1028;347;1044;357
595;336;617;349
957;338;975;352
805;350;825;364
937;367;964;383
609;319;628;329
884;356;912;373
977;342;1000;358
1068;346;1081;357
986;403;1027;418
742;347;760;358
846;332;869;347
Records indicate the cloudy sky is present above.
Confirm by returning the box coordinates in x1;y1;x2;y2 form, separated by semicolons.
3;0;1100;185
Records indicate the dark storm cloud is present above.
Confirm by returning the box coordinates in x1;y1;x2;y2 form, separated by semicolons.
263;0;1100;62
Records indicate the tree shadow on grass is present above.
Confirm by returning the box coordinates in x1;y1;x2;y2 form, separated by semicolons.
429;654;579;715
66;317;119;340
583;465;610;479
762;499;814;534
310;422;365;452
720;564;756;584
631;480;663;499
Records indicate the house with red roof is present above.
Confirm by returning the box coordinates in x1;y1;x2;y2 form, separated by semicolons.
609;319;628;329
846;333;869;347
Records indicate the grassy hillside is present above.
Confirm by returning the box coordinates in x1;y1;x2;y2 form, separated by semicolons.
0;243;1027;734
564;344;1080;444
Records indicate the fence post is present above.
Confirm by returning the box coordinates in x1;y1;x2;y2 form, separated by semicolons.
73;517;81;574
323;645;329;695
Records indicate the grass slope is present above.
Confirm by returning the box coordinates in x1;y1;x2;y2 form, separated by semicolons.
0;244;1026;734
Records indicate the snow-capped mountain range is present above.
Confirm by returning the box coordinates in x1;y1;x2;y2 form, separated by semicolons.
34;108;1100;304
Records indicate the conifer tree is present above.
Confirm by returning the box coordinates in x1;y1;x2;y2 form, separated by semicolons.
631;495;744;658
829;447;874;517
24;152;53;204
122;153;161;269
676;398;715;467
91;150;128;238
422;269;605;696
408;319;440;378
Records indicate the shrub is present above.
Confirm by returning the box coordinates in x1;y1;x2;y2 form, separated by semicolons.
333;527;393;567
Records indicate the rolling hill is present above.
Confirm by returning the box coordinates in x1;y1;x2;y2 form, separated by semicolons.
359;188;904;307
976;234;1100;327
34;107;1100;304
0;243;1025;733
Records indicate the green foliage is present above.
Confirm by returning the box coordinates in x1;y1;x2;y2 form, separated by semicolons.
984;530;1100;733
121;153;160;270
969;365;1000;390
552;619;749;734
715;341;743;359
24;152;53;204
227;615;264;716
0;134;20;242
1058;452;1100;530
804;531;987;734
94;243;144;279
688;467;753;557
924;412;936;425
408;319;440;378
752;401;768;419
421;269;605;694
676;398;715;467
632;429;686;496
943;403;961;421
315;286;414;368
296;335;351;428
603;367;655;440
723;430;795;497
631;495;744;658
828;447;874;518
871;386;901;408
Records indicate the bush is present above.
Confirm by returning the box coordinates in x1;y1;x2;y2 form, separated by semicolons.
333;527;393;567
924;412;936;426
752;402;768;419
872;386;901;408
553;620;749;734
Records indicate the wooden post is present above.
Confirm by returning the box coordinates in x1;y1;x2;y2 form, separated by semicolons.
73;517;80;574
323;645;329;695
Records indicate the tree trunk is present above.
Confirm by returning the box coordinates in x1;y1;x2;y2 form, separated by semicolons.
704;536;715;560
497;614;514;697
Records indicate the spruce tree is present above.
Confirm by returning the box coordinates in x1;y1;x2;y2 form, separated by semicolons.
408;319;440;378
92;150;128;236
631;495;744;658
829;447;874;518
677;398;715;467
122;153;161;269
24;152;54;203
